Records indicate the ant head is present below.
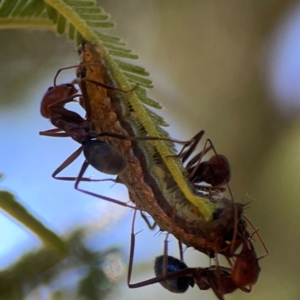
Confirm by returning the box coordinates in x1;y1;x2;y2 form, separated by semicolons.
40;84;77;118
231;240;261;288
206;154;231;185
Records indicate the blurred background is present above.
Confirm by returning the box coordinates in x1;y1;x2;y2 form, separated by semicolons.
0;0;299;299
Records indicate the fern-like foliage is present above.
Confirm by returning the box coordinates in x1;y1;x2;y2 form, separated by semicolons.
0;0;218;243
0;0;173;247
0;0;164;113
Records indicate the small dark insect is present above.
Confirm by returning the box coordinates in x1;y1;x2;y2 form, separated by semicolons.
175;130;231;193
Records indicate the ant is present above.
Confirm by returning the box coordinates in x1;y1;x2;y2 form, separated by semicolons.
127;203;267;299
174;130;231;194
227;225;268;292
230;239;261;292
154;239;266;298
130;236;266;299
154;255;237;299
39;69;190;208
40;83;78;119
40;82;136;208
126;210;238;300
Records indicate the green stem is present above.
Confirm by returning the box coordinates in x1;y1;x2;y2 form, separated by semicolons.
0;190;67;254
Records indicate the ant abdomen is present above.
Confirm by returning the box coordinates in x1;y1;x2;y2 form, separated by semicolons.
154;255;194;293
83;140;127;175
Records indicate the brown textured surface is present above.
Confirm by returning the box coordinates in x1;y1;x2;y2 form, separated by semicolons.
77;41;247;258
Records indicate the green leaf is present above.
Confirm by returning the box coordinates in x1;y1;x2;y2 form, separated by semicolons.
0;0;217;220
56;12;66;34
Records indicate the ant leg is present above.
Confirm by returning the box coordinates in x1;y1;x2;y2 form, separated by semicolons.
181;130;207;163
244;215;269;259
96;131;190;146
54;63;102;86
40;128;62;133
54;63;136;92
47;93;81;108
225;256;233;267
230;204;239;255
74;160;136;209
51;146;111;182
162;232;171;277
140;211;156;230
78;76;136;119
127;210;195;288
127;209;141;288
126;190;156;229
81;77;137;93
166;130;205;162
39;128;70;137
178;240;184;262
40;132;70;137
213;253;225;299
206;272;226;300
52;147;82;180
185;145;212;170
162;202;181;276
187;138;214;180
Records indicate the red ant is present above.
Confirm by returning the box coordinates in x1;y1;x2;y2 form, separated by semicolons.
126;192;267;300
40;82;137;208
40;84;78;118
230;239;261;291
153;241;265;298
227;223;269;292
132;247;263;300
39;69;190;207
153;241;266;298
126;210;238;300
153;255;237;299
